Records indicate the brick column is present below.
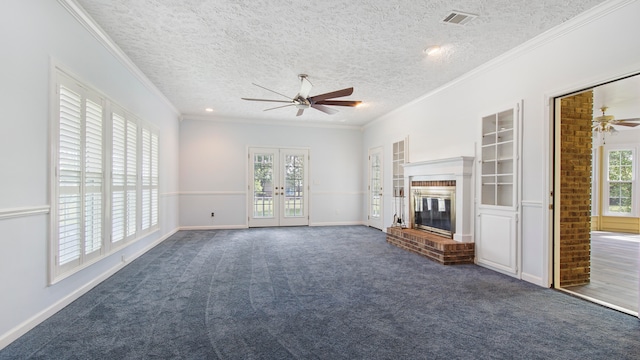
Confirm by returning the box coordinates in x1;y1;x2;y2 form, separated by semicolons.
559;91;593;286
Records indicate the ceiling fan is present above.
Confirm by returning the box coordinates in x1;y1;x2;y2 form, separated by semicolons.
593;106;640;132
241;74;361;116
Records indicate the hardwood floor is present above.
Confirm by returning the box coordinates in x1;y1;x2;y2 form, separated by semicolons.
564;231;639;314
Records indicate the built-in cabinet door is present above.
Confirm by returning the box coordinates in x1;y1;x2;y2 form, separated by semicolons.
248;147;309;227
477;210;518;274
476;102;521;276
368;147;384;230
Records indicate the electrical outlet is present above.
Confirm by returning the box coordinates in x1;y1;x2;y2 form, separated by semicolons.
211;212;215;217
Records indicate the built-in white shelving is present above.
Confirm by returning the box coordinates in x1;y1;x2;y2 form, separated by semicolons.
480;109;516;207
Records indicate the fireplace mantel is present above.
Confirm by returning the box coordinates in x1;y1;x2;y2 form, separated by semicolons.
403;156;474;242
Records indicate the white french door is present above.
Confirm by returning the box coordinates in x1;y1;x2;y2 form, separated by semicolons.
248;147;309;227
368;147;384;230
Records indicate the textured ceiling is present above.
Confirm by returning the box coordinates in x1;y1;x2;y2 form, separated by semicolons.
74;0;609;126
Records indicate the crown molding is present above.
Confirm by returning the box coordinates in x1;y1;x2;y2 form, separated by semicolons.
57;0;181;117
181;113;364;131
364;0;636;129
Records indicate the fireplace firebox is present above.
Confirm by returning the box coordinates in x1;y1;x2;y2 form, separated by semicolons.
410;181;456;238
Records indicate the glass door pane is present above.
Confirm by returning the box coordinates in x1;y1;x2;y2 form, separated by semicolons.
248;148;279;227
253;153;274;218
284;154;304;217
369;147;384;230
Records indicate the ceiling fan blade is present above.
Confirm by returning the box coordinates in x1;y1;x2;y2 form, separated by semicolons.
242;98;293;103
314;100;362;107
296;109;304;117
309;87;354;103
298;76;313;99
263;104;295;112
251;83;293;100
612;121;640;127
311;104;339;115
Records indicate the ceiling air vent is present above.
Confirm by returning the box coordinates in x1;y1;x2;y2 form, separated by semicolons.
442;11;478;25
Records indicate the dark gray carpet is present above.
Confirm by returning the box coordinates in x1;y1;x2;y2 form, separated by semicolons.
2;226;639;359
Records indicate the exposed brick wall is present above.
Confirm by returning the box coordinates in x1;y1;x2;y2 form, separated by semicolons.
559;91;593;286
411;180;456;187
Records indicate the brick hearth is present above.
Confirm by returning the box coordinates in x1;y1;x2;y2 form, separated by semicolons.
386;227;474;265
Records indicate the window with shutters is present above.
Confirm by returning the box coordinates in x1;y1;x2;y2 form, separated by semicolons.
141;128;159;230
55;76;105;274
52;69;159;282
111;110;139;244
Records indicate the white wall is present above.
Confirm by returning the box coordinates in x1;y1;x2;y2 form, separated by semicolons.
0;0;180;348
179;118;363;227
363;0;640;286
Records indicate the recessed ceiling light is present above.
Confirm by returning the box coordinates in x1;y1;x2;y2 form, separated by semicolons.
424;46;442;56
205;108;214;112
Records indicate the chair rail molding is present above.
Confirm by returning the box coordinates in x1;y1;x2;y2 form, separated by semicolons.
0;205;50;221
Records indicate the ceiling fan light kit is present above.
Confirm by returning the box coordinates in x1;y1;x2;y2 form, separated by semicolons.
592;106;640;144
241;74;362;117
593;106;640;131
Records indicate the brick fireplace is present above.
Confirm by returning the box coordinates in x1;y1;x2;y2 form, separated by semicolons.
386;157;475;265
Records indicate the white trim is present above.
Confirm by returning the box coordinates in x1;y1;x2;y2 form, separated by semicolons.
0;227;179;351
179;191;246;196
602;145;637;217
181;114;363;131
312;191;365;196
521;201;543;207
50;228;160;285
56;0;180;117
521;200;545;287
521;273;546;287
179;225;248;230
0;206;50;221
558;288;639;317
160;192;180;197
364;0;636;129
310;221;367;227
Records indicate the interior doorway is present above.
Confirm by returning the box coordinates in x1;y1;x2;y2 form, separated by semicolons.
552;74;640;316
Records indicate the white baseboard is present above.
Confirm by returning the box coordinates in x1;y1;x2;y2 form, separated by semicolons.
0;228;179;351
310;221;367;227
179;225;248;230
521;272;548;287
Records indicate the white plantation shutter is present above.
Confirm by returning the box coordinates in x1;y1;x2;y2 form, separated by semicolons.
141;128;159;231
151;133;159;227
141;129;151;230
56;82;104;271
58;85;82;265
112;110;139;243
112;112;126;243
84;99;103;255
126;120;137;237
